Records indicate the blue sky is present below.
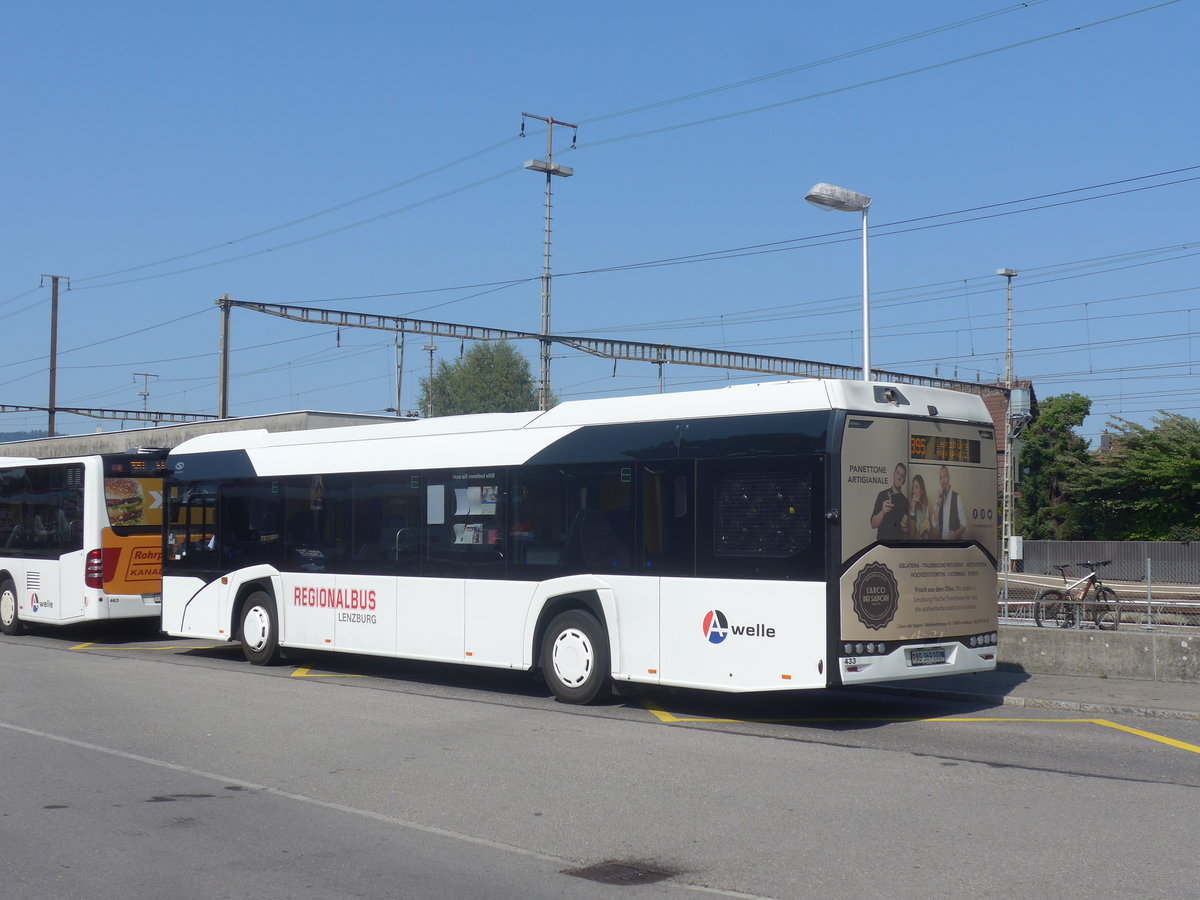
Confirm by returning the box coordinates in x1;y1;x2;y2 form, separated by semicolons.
2;0;1196;443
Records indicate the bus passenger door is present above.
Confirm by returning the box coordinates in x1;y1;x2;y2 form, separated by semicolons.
58;551;85;620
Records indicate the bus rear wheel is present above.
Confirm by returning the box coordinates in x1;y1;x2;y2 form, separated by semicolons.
239;591;282;665
0;578;23;636
541;610;611;705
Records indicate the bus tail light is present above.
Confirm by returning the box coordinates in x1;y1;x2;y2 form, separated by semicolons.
85;549;104;588
85;549;121;588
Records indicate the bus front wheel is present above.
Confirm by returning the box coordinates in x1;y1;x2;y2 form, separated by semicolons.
239;591;282;665
0;578;23;636
541;610;610;704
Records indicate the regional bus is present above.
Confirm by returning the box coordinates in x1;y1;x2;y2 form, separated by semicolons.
0;449;169;635
161;379;998;703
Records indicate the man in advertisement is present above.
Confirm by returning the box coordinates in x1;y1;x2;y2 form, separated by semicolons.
869;462;909;541
934;465;968;540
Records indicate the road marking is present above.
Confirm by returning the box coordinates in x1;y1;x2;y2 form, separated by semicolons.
0;719;774;899
291;666;364;679
643;699;935;725
643;699;736;724
641;701;1200;753
71;643;219;651
1092;718;1200;753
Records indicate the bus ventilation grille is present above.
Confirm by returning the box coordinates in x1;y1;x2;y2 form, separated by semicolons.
562;861;673;885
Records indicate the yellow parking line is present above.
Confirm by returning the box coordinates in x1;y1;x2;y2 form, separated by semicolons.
931;716;1200;752
291;667;364;679
642;699;682;723
1092;719;1200;753
641;702;1200;754
71;644;217;651
640;699;913;725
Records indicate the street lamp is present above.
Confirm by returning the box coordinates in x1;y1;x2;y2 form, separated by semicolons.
805;183;872;381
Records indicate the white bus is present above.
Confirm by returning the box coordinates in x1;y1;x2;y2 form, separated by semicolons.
0;450;169;635
161;379;999;703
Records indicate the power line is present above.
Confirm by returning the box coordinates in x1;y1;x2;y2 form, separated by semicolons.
32;3;1179;298
0;307;210;373
576;2;1184;151
43;3;1046;296
548;169;1200;285
0;286;43;309
69;136;525;286
69;167;522;292
11;230;1197;405
578;1;1051;125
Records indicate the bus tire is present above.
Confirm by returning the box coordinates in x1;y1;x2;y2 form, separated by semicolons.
0;577;22;636
239;591;282;665
541;609;611;704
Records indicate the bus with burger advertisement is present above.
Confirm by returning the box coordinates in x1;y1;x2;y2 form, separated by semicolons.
0;449;169;635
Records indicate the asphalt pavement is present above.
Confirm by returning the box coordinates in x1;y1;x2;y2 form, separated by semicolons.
870;665;1200;720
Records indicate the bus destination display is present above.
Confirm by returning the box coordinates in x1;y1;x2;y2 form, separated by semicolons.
909;434;980;463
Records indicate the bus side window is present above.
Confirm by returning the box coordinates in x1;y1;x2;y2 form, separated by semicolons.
167;484;218;567
0;469;25;551
349;474;421;574
640;463;694;576
510;470;567;569
422;471;506;578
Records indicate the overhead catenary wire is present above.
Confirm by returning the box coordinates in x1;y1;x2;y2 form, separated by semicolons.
576;1;1184;151
8;226;1198;412
3;4;1193;428
28;2;1181;299
37;2;1050;297
579;1;1052;124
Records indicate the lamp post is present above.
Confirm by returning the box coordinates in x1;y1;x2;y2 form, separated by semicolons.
805;183;872;381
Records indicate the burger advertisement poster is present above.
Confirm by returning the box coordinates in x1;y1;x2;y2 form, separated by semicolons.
100;477;165;594
103;477;162;529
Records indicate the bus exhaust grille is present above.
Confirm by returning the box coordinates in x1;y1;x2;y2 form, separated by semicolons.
26;572;41;590
562;861;672;885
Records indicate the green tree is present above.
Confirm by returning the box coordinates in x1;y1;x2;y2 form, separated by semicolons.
1015;392;1093;539
1074;414;1200;541
418;341;541;417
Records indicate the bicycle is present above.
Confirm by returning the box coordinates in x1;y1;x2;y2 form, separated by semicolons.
1034;560;1121;630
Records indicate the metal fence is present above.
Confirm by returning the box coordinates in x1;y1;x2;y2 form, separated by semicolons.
998;540;1200;630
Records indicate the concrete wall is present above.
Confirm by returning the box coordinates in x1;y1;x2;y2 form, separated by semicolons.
999;625;1200;683
0;411;403;459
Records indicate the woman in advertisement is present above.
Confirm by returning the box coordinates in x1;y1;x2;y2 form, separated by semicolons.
907;473;931;540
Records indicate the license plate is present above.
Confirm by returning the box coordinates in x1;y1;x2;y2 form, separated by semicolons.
908;647;946;667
